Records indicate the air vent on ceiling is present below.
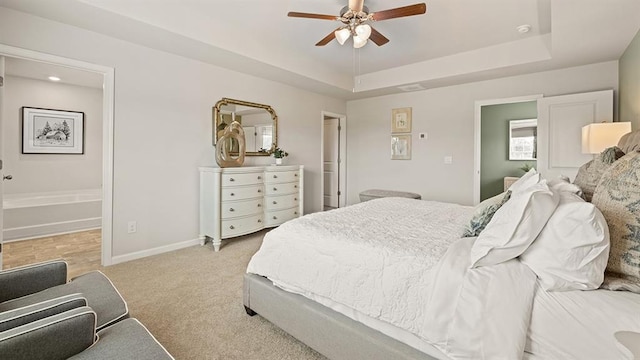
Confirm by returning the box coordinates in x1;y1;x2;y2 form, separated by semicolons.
398;84;425;92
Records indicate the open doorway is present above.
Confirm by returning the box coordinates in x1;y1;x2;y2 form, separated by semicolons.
321;111;346;211
0;44;115;276
473;95;542;205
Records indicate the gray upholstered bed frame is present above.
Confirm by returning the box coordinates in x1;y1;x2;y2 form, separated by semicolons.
243;273;438;360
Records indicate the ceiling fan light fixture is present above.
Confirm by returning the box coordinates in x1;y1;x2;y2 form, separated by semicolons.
355;24;371;40
335;28;351;45
353;34;367;48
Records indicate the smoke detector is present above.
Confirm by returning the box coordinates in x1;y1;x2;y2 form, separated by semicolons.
517;24;532;34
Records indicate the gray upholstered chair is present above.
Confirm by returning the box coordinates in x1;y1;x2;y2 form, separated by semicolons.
0;260;128;330
0;261;173;360
0;301;174;359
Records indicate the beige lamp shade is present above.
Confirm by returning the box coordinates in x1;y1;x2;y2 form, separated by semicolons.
582;122;632;154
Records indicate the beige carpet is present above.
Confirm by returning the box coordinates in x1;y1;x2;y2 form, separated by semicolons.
102;230;326;360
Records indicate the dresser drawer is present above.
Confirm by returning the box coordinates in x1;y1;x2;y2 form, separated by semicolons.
221;198;263;219
221;185;263;201
264;170;300;184
265;182;299;196
264;193;299;211
265;208;300;227
221;214;263;238
222;173;263;187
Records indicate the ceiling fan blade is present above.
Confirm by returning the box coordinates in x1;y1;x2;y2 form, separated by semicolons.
369;27;390;46
315;29;339;46
288;12;338;20
349;0;364;12
371;3;427;21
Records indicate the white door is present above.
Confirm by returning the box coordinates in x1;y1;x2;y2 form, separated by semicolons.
537;89;613;181
0;56;5;269
323;117;340;209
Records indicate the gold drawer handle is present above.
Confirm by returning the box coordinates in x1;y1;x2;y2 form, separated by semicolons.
294;173;298;177
294;185;298;188
257;204;262;207
229;178;235;182
230;193;235;196
273;187;277;191
273;216;277;220
229;208;235;212
273;201;277;204
257;189;262;193
294;212;298;215
257;219;262;223
294;198;298;201
258;176;262;180
273;175;278;179
229;225;235;230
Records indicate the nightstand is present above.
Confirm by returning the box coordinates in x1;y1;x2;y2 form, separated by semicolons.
503;177;520;191
615;331;640;358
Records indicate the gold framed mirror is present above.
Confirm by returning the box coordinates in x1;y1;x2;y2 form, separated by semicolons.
213;98;277;156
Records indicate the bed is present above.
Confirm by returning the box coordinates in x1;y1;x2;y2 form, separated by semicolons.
244;130;640;360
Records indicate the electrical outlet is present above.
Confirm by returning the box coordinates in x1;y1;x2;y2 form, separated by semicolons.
419;133;427;140
127;221;137;234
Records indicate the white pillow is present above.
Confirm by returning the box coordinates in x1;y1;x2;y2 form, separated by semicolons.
508;168;539;194
547;176;582;195
520;191;610;291
470;180;559;268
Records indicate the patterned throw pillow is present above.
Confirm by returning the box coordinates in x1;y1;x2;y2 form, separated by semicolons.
463;191;512;237
574;146;625;202
592;150;640;293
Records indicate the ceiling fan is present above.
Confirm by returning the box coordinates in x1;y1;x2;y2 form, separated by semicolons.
288;0;427;48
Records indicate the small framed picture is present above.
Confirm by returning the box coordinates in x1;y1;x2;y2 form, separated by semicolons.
22;107;85;154
391;134;411;160
391;107;412;133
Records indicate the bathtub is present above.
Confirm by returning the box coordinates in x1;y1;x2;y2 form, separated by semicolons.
3;189;102;242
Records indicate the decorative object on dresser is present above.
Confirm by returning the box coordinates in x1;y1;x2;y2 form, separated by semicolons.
215;120;246;167
269;147;288;165
212;98;277;155
199;165;304;251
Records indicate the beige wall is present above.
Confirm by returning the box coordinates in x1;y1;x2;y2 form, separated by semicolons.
2;75;103;194
620;29;640;129
346;61;618;206
0;8;346;259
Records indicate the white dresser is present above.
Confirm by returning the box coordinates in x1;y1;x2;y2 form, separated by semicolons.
199;165;304;251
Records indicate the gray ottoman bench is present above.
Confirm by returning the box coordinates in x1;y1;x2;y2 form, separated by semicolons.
359;189;422;202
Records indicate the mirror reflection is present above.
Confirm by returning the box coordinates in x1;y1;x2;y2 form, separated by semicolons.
213;98;277;156
509;119;537;160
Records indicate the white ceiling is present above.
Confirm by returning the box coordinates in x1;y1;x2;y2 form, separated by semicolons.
4;57;104;89
1;0;639;99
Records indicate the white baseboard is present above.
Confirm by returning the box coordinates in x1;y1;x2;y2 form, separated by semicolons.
110;238;203;265
4;218;102;242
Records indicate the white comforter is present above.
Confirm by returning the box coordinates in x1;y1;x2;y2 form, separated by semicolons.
247;198;473;337
247;198;555;359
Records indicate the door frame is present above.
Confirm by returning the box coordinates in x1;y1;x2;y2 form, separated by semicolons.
0;43;115;266
320;111;347;209
473;94;542;205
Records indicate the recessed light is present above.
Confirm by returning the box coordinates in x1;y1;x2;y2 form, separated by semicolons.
517;24;531;34
48;76;61;82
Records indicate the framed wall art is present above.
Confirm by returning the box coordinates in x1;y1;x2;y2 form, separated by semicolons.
22;107;85;154
391;134;411;160
391;107;412;133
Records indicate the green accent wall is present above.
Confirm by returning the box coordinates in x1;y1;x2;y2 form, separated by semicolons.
620;28;640;130
481;101;537;201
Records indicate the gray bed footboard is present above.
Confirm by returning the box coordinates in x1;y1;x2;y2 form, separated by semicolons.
243;273;439;360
